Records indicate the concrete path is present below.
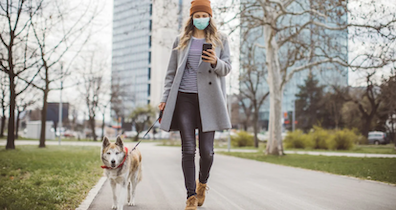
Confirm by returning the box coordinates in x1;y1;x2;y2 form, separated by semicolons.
85;142;396;210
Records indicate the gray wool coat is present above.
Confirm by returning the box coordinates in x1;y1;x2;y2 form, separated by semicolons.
160;33;232;132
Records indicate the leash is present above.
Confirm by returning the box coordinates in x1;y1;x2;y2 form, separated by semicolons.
142;110;163;139
130;141;141;151
125;110;162;156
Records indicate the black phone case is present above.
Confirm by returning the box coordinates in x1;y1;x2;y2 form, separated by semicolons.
202;43;212;60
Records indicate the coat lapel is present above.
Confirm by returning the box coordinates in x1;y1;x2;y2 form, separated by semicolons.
179;38;193;67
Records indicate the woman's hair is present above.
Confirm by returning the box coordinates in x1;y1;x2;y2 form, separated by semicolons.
176;16;222;50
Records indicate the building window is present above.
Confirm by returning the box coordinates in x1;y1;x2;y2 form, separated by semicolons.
148;51;151;64
149;35;151;48
147;84;151;96
149;20;152;31
148;68;151;80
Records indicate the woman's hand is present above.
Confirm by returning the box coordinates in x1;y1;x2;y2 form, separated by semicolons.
158;102;166;111
202;49;217;67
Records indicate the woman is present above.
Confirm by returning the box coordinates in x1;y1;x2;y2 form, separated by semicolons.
158;0;231;209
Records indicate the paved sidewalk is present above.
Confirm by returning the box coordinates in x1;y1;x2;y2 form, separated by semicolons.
84;143;396;210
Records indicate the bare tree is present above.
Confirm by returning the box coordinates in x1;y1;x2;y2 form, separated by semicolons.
335;73;382;137
239;43;269;147
79;48;109;142
18;0;103;147
0;0;43;149
216;0;396;155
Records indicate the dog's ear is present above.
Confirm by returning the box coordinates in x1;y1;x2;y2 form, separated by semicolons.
102;136;110;148
115;136;124;148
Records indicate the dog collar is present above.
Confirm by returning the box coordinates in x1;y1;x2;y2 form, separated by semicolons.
101;147;128;169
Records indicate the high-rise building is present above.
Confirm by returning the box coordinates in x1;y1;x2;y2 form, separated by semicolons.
239;0;348;130
111;0;190;127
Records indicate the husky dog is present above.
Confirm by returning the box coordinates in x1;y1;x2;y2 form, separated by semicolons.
101;136;142;210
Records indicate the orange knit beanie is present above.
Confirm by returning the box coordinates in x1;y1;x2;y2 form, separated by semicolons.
190;0;212;17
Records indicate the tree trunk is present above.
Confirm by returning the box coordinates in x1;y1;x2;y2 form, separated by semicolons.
15;110;21;139
6;75;16;150
101;112;105;140
39;89;49;148
253;103;259;148
134;133;140;142
264;25;284;155
361;115;372;138
89;116;97;141
0;115;5;138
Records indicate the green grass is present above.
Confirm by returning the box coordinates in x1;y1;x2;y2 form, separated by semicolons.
286;144;396;154
0;145;103;210
219;151;396;184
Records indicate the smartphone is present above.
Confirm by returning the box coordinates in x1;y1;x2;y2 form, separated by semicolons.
202;43;212;61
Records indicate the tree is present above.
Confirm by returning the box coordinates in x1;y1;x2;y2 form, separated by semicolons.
130;105;156;141
380;73;396;147
0;0;43;149
239;43;269;147
79;50;109;142
217;0;396;155
295;73;325;132
26;0;101;147
336;73;382;137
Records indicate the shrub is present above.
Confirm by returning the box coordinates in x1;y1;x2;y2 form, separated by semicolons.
310;126;332;149
331;129;356;150
284;130;310;149
231;131;254;147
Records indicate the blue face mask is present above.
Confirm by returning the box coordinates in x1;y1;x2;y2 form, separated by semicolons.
193;17;210;30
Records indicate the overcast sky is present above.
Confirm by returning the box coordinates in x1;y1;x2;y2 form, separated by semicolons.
45;0;394;122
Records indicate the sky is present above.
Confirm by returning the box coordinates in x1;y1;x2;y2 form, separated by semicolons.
43;0;394;122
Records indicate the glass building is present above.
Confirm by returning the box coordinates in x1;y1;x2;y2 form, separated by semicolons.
239;0;348;130
111;0;190;128
112;0;152;119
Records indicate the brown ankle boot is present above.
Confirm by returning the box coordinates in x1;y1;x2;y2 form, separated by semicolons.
185;195;198;210
196;180;209;206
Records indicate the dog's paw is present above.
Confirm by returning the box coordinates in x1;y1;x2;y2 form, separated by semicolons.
111;204;117;209
127;201;135;206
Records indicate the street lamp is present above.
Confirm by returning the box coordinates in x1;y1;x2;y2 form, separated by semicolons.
58;64;64;145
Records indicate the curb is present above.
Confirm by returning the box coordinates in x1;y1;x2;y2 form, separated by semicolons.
76;177;107;210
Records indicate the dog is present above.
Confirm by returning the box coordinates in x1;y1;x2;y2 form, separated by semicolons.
101;136;142;210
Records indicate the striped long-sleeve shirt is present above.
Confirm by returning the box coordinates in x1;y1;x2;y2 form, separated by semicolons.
178;37;205;93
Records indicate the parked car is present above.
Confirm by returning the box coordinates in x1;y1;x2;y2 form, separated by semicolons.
368;131;389;145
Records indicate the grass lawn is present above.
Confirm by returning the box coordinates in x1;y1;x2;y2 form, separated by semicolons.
286;144;396;154
219;151;396;184
0;145;103;210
